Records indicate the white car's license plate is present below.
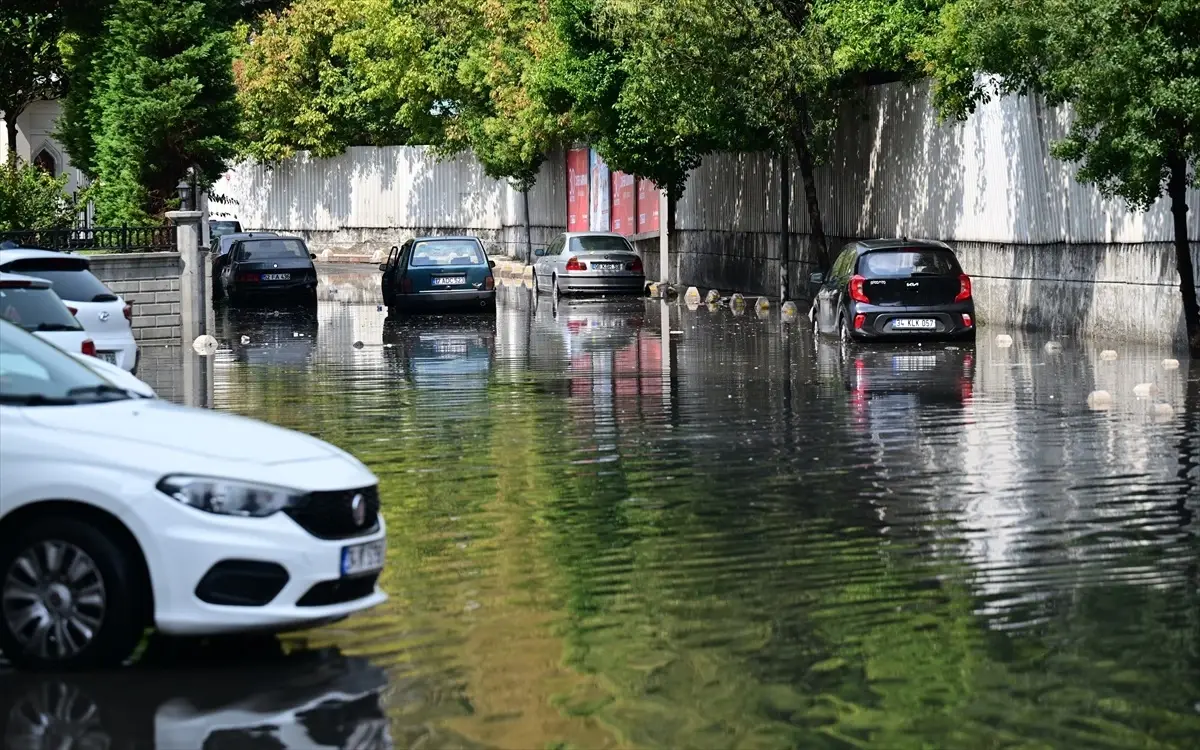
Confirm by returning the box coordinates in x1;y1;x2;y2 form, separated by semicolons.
433;276;465;286
893;318;937;330
341;540;385;577
261;273;290;281
593;263;623;271
97;351;117;365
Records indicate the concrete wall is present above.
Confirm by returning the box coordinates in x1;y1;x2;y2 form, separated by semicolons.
87;252;183;343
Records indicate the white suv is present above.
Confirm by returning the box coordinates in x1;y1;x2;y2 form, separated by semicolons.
0;248;139;372
0;321;387;671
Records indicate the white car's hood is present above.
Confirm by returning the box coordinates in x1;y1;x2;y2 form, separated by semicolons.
22;399;361;468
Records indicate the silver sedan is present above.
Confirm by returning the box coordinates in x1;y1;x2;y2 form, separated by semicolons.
532;232;646;296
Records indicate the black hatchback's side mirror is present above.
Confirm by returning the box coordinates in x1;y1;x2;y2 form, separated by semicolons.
378;263;387;272
809;272;825;285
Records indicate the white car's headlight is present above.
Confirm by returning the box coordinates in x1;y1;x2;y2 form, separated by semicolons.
156;475;304;517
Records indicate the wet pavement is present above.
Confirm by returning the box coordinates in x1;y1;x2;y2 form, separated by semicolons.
3;267;1200;749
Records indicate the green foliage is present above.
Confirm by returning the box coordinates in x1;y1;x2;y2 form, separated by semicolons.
63;0;239;224
0;159;74;230
920;0;1200;211
0;2;68;154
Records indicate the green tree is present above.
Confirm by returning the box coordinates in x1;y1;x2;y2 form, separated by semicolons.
60;0;238;223
920;0;1200;351
0;1;67;156
0;160;74;231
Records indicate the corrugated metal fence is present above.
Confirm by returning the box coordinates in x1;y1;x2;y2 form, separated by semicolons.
212;79;1198;245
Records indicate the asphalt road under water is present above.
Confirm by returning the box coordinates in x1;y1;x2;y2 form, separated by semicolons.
3;269;1199;749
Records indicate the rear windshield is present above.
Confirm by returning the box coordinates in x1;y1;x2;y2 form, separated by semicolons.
858;249;959;277
235;238;310;261
0;286;84;332
570;236;634;254
0;259;117;302
411;241;485;267
210;221;242;239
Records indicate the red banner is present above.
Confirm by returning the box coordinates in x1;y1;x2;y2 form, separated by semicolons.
611;172;636;236
567;149;590;232
637;178;660;233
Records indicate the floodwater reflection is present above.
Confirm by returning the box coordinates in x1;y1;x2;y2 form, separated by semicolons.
0;638;392;749
5;272;1197;749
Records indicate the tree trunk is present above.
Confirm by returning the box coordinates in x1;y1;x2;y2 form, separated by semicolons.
790;122;829;272
1167;153;1200;353
5;116;18;160
779;145;790;302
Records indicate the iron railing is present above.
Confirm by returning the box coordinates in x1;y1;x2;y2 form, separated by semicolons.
0;226;175;254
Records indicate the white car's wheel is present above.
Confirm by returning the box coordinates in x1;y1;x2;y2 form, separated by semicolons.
0;518;144;671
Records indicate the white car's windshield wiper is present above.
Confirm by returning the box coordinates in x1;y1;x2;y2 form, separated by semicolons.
33;322;83;332
65;384;134;402
0;393;78;406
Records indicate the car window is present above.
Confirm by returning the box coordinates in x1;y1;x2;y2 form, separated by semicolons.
410;241;485;267
570;236;633;254
0;259;117;302
548;237;564;256
0;286;83;332
859;249;959;277
0;320;123;404
236;238;310;261
210;221;242;240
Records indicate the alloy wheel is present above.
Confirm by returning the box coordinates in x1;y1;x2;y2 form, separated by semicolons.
2;541;107;662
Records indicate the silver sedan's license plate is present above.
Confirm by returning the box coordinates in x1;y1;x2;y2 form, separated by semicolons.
893;318;936;330
98;351;117;365
593;263;623;271
432;276;465;286
341;540;385;576
261;273;290;281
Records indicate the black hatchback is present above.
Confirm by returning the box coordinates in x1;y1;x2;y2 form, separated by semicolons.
220;236;318;306
810;239;976;343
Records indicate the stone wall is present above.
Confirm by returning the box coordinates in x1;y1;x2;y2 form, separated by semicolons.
87;252;183;343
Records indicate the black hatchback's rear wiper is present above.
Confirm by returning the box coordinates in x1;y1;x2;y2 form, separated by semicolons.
0;393;77;406
91;293;119;302
65;384;133;401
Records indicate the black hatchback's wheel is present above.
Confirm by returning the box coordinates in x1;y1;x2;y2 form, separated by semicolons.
0;518;144;672
838;315;853;346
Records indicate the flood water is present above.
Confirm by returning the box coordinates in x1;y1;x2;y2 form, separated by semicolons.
3;270;1199;749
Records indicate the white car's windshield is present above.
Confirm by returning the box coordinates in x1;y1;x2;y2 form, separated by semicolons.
0;320;130;406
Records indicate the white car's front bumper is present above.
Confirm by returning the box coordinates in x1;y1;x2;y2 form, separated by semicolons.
141;487;388;636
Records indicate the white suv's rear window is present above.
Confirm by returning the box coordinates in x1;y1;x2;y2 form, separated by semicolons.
0;259;116;302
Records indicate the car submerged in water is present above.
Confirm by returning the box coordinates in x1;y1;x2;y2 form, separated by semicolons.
810;239;976;344
219;236;319;307
380;236;497;313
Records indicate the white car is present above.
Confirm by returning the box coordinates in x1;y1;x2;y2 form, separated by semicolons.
0;320;387;671
0;248;139;372
0;272;155;398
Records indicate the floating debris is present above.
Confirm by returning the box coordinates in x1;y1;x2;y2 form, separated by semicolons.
1153;403;1175;419
996;334;1013;348
1044;341;1063;354
240;334;250;345
1100;350;1118;361
1162;358;1181;370
464;600;481;613
192;334;218;356
1133;383;1159;398
1087;390;1113;410
353;341;365;349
